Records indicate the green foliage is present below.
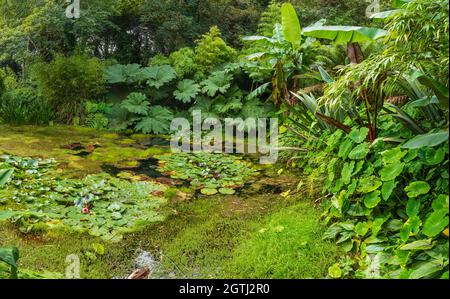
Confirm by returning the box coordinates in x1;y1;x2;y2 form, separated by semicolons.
0;247;19;278
0;155;166;241
117;92;174;134
281;3;301;48
85;101;111;130
225;202;341;278
194;26;237;78
104;64;142;84
173;79;200;103
120;92;150;115
0;87;54;125
141;65;177;89
0;169;14;187
31;54;105;123
169;47;196;79
155;152;258;195
135;106;174;134
299;124;449;278
200;71;232;97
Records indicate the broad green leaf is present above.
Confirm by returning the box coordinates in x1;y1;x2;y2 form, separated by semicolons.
348;127;369;143
302;26;388;43
371;217;387;237
406;198;420;217
341;161;355;184
409;260;446;279
400;222;411;242
412;72;449;108
364;191;381;208
404;181;430;198
0;247;19;268
379;163;404;181
135;106;174;134
381;147;406;164
218;188;236;195
200;188;218;195
381;180;397;201
369;9;402;19
120;92;149;115
402;131;449;149
355;222;369;236
432;195;449;211
173;79;200;103
141;65;177;88
392;0;411;8
328;263;342;278
422;209;449;237
0;169;14;186
423;147;445;166
348;143;370;160
281;3;301;48
338;139;354;159
201;71;232;97
317;66;334;83
399;239;433;250
357;176;382;193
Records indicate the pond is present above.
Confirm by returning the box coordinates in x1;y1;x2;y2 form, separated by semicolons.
0;125;338;278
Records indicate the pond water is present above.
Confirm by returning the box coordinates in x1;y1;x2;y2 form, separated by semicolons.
0;125;300;278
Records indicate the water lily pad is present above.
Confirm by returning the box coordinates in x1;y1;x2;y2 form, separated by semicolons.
200;188;218;195
218;187;236;195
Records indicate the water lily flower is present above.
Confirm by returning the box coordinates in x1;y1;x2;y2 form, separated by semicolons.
82;207;90;214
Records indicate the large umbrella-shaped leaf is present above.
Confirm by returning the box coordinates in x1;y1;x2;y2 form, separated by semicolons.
135;106;174;134
302;26;388;43
173;79;200;103
120;92;150;115
281;3;301;48
141;65;176;89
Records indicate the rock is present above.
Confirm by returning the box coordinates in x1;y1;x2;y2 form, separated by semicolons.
127;267;150;279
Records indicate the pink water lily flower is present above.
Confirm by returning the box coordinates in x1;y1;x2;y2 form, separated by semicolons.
82;207;90;214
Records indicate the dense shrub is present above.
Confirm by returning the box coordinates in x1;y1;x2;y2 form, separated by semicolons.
194;26;237;79
169;47;196;79
31;54;105;124
0;87;54;125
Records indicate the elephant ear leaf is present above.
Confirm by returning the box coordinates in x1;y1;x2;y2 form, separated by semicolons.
281;3;301;48
422;209;449;237
302;26;388;43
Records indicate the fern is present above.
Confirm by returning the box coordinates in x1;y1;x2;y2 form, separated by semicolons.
201;71;232;97
173;79;200;103
135;106;174;134
141;65;177;89
120;93;150;115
